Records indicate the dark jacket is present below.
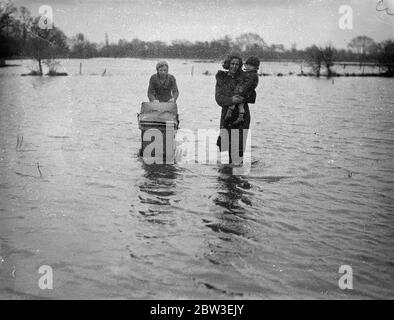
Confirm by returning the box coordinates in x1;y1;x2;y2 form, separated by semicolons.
147;73;178;102
235;70;258;104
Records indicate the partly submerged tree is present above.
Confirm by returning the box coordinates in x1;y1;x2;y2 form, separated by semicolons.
305;45;323;76
25;17;68;74
305;45;336;77
322;45;336;77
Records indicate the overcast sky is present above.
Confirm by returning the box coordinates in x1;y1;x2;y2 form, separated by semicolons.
12;0;394;49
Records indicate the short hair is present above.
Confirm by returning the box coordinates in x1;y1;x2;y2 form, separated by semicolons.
245;56;260;68
156;60;169;71
222;54;243;71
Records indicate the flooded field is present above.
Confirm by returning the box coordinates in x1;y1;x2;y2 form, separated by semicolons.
0;58;393;299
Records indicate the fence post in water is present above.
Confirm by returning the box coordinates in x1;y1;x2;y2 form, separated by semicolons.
79;62;82;75
37;162;42;178
191;66;194;76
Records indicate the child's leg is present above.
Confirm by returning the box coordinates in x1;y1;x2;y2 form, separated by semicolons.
224;104;236;124
238;103;245;114
232;103;245;125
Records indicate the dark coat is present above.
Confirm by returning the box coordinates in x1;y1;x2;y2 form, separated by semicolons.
215;70;253;158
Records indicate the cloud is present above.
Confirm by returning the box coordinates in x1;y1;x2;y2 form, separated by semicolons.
376;0;394;15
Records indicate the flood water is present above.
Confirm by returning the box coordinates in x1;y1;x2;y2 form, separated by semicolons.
0;58;393;299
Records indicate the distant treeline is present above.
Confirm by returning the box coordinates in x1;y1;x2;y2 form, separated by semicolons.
1;1;393;75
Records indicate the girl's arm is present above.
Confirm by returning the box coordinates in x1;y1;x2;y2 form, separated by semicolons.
215;84;244;107
215;72;235;107
171;76;179;102
147;75;157;102
215;71;244;107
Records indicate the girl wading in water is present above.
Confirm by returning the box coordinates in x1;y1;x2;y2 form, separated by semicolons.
215;54;255;164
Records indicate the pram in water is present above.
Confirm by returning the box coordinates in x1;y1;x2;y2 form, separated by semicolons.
137;102;179;163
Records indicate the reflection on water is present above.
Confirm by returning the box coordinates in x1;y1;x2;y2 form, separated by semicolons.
215;167;253;212
210;167;254;238
1;59;393;299
140;163;178;196
137;163;179;219
209;169;251;237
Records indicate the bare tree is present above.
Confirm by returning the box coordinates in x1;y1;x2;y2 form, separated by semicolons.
378;40;394;76
348;35;376;68
348;36;376;55
0;1;17;36
0;1;17;65
235;33;269;52
19;6;32;44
